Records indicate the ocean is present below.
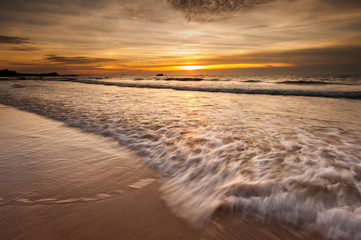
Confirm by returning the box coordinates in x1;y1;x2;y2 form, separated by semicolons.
0;74;361;239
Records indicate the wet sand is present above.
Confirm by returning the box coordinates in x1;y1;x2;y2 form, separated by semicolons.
0;104;319;240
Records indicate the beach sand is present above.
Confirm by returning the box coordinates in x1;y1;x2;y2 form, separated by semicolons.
0;104;318;240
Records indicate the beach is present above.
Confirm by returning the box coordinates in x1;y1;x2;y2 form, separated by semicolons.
0;104;318;240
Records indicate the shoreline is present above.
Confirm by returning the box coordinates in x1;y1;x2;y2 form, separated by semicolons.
0;104;318;239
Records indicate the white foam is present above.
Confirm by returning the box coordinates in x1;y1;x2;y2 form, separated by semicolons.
315;207;361;240
95;193;112;199
55;198;79;204
129;178;156;189
79;197;97;202
33;198;57;203
17;198;31;204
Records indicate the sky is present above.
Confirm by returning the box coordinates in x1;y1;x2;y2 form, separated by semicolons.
0;0;361;75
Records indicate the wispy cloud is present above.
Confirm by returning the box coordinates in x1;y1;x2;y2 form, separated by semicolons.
10;46;39;51
0;35;30;44
195;44;361;66
0;35;39;52
44;54;118;65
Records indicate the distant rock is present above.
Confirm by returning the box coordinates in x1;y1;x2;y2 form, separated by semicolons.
0;69;65;77
0;69;18;76
156;73;164;76
42;72;59;76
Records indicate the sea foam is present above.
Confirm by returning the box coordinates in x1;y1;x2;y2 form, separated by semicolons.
0;77;360;239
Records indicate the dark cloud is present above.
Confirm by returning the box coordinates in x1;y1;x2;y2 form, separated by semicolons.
0;0;111;14
10;46;39;51
120;4;170;23
0;35;30;44
8;62;37;66
166;0;272;22
45;54;118;65
0;35;39;52
320;0;361;8
166;0;361;23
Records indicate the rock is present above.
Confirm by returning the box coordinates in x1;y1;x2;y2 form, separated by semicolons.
0;69;18;76
0;69;60;77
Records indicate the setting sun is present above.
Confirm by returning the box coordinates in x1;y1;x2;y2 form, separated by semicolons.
176;65;203;71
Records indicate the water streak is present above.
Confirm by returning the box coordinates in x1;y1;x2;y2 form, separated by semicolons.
0;76;360;239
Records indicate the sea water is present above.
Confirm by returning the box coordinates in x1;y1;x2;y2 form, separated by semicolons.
0;74;360;239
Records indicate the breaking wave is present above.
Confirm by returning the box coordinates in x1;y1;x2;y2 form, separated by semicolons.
59;78;361;99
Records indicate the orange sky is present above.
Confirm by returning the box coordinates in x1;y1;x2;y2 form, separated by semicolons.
0;0;361;74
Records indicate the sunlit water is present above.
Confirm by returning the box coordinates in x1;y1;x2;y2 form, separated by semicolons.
0;75;361;239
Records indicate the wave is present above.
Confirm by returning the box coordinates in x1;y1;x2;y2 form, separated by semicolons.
62;79;361;99
242;80;262;83
165;77;204;81
133;77;229;82
278;80;352;85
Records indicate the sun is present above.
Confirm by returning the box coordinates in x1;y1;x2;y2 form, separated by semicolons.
176;65;203;71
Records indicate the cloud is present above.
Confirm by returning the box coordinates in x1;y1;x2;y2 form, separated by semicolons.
0;35;30;44
0;0;112;14
0;35;39;51
166;0;272;22
45;54;118;65
7;62;36;66
320;0;361;8
10;46;39;51
195;44;361;66
166;0;361;23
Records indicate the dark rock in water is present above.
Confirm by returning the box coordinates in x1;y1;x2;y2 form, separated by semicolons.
0;69;61;77
27;72;59;76
41;72;59;76
156;74;164;76
0;69;18;76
